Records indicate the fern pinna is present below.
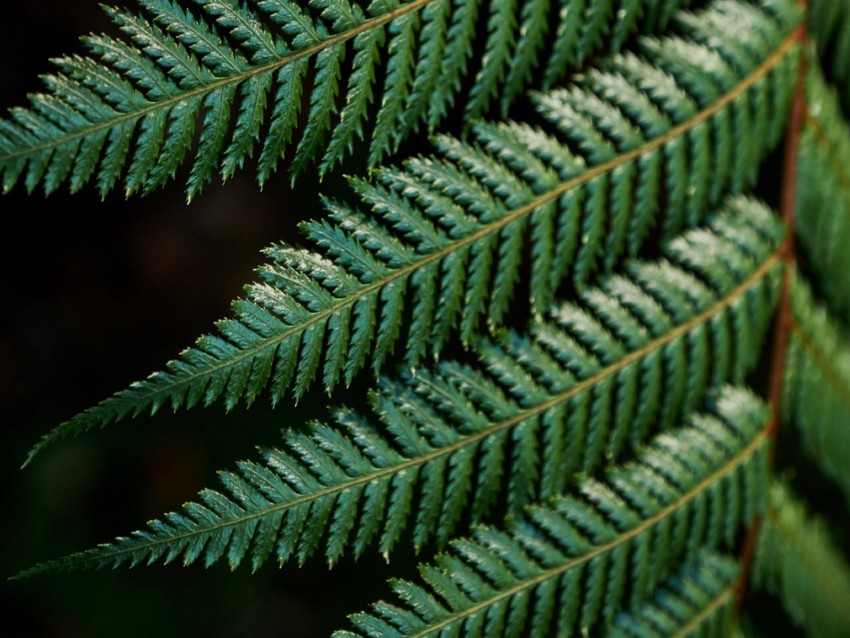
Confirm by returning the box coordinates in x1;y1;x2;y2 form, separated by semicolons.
335;387;769;637
14;200;783;575
24;0;802;464
5;0;850;637
608;552;742;638
0;0;695;200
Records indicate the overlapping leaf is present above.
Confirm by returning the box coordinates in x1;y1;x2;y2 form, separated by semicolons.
796;65;850;325
25;0;803;464
16;201;784;576
782;273;850;503
335;387;769;638
751;482;850;638
608;552;739;638
0;0;697;199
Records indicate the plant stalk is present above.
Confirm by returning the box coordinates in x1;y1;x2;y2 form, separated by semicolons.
735;7;808;612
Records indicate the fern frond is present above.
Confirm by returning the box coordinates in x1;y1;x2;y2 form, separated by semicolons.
796;65;850;325
0;0;700;199
25;2;803;462
751;482;850;638
16;202;784;575
782;272;850;503
810;0;850;114
333;387;769;638
608;552;739;638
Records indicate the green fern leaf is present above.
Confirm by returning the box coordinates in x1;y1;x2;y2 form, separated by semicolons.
751;482;850;638
501;0;550;113
545;0;655;89
24;2;802;463
782;272;850;503
464;0;518;122
8;0;850;634
333;387;770;638
608;552;740;638
16;201;783;574
810;0;850;114
796;64;850;325
0;0;702;199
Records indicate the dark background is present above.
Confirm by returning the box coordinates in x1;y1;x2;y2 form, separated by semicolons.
0;2;412;636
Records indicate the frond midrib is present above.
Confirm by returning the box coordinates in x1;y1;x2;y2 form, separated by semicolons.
41;251;779;571
671;586;735;638
403;429;768;638
0;0;432;163
88;32;798;410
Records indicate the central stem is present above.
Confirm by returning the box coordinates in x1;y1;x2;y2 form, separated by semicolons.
735;6;809;610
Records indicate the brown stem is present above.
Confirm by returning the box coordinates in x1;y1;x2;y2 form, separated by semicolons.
735;9;809;614
734;513;763;606
766;45;807;439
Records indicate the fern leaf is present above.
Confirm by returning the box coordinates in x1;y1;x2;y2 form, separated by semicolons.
25;2;802;462
751;482;850;638
501;0;551;113
542;0;690;89
289;39;345;179
608;552;740;638
367;6;419;167
782;272;850;503
17;202;783;573
0;0;705;199
333;387;770;638
796;65;850;325
464;0;518;122
810;0;850;114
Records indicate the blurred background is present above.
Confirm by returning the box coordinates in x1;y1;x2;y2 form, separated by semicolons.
0;2;417;636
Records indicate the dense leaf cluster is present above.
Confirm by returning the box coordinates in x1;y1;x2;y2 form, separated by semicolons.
336;387;768;637
0;0;693;199
16;201;783;577
25;0;802;464
6;0;850;637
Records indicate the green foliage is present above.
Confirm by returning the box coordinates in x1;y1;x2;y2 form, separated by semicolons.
608;552;739;638
14;200;783;577
335;387;768;638
24;0;802;464
784;58;850;508
796;66;850;325
752;482;850;638
783;273;850;503
0;0;696;200
7;0;850;636
809;0;850;112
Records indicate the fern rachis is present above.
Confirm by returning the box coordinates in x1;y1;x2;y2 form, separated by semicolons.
5;0;850;637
